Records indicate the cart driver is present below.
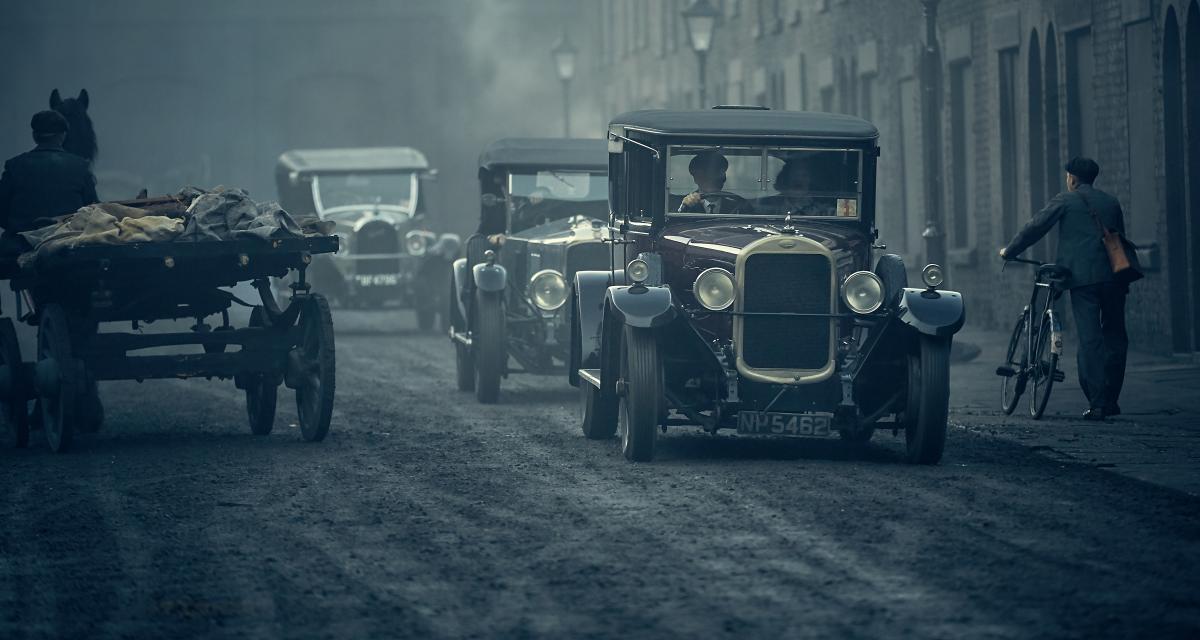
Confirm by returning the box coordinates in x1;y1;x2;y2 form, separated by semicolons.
0;110;98;256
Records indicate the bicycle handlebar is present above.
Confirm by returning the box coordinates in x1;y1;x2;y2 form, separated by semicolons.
1003;256;1044;267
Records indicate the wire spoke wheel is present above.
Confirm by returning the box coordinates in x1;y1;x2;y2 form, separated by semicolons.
294;294;335;442
0;318;28;448
37;304;77;453
1000;313;1029;415
1030;313;1058;419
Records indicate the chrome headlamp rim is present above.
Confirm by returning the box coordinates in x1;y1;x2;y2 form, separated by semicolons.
626;259;650;284
693;267;735;311
841;270;885;315
528;268;568;311
404;230;430;256
921;263;945;289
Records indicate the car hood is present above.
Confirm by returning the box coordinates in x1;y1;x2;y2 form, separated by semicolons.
510;214;611;245
660;219;870;260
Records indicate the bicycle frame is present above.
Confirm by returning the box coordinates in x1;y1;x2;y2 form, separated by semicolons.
999;257;1067;417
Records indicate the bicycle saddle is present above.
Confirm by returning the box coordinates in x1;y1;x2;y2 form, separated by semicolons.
1037;264;1071;283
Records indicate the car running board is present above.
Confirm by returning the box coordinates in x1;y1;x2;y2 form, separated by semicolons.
578;368;601;389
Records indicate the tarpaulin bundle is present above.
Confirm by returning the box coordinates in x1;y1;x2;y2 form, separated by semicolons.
17;186;329;260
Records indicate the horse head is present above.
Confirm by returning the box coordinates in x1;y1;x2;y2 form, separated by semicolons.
50;88;98;164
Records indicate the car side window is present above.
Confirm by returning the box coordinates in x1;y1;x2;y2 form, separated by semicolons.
624;145;657;222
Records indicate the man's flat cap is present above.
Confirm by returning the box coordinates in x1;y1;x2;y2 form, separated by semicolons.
30;110;69;134
1065;157;1100;184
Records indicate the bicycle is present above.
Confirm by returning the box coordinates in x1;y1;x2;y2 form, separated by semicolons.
996;257;1068;419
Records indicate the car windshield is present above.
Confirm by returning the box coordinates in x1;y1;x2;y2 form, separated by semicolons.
312;172;417;214
506;170;608;232
666;146;862;218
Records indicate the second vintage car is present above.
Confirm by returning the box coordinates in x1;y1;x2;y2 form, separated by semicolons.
275;146;460;329
571;107;965;463
450;138;612;403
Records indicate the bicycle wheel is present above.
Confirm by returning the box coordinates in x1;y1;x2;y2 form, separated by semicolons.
1030;313;1058;419
1000;313;1029;415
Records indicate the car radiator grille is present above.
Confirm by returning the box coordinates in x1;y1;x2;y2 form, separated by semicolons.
355;220;401;275
740;253;833;370
565;242;610;281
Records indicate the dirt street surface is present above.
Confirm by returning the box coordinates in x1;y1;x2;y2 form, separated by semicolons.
1;310;1198;639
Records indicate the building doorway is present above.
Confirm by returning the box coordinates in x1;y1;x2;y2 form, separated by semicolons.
1028;30;1048;261
1163;8;1191;352
1187;1;1200;349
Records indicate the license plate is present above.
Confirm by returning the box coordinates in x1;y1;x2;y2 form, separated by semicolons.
737;411;833;437
354;274;400;287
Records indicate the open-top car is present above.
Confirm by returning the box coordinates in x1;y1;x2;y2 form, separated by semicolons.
450;138;611;403
276;147;459;329
570;107;965;463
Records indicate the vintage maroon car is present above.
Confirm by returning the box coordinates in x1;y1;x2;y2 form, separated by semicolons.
569;107;964;463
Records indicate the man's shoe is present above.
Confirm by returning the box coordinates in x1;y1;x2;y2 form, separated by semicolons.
1082;408;1106;421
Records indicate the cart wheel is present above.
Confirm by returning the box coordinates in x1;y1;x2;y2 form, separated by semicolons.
293;294;335;442
0;318;29;448
37;304;78;453
244;307;277;435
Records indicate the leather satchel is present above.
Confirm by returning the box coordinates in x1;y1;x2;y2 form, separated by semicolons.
1079;191;1143;284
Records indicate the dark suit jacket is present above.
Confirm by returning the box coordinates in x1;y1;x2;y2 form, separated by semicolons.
0;144;99;233
1003;184;1126;289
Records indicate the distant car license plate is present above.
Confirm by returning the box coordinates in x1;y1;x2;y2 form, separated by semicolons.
354;274;400;287
737;411;833;437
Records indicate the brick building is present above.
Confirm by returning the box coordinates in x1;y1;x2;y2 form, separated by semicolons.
575;0;1200;355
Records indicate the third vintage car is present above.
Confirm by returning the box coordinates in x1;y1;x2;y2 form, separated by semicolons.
570;107;965;463
276;146;459;329
450;138;611;403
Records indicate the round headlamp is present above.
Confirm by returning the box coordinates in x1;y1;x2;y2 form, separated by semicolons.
842;271;884;314
693;267;735;311
405;231;428;256
921;264;945;289
627;259;650;284
529;269;568;311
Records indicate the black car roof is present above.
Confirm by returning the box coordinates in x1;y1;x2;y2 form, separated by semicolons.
277;147;430;173
478;138;608;171
609;108;880;142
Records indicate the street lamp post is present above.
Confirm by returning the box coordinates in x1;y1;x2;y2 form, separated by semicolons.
919;0;947;275
552;33;578;138
682;0;720;108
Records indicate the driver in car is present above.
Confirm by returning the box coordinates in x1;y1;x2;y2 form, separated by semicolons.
679;150;731;213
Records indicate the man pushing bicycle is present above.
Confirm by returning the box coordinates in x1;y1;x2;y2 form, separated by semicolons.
999;157;1133;421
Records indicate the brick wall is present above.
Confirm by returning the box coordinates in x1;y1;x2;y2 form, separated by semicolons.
585;0;1186;355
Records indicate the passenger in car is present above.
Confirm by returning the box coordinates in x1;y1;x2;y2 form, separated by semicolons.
762;157;836;216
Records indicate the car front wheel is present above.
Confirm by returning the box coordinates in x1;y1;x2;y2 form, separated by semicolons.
903;335;951;465
618;325;661;462
472;290;506;404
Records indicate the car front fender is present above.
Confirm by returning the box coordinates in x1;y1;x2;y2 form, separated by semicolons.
896;288;965;337
605;285;676;329
571;270;623;386
472;262;507;293
451;258;471;321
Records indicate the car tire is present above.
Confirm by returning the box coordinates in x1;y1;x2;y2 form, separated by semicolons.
619;325;661;462
455;341;475;392
580;381;618;440
904;335;950;465
416;308;435;332
472;290;505;404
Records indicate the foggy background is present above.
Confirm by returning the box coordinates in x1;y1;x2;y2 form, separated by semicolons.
0;0;604;236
